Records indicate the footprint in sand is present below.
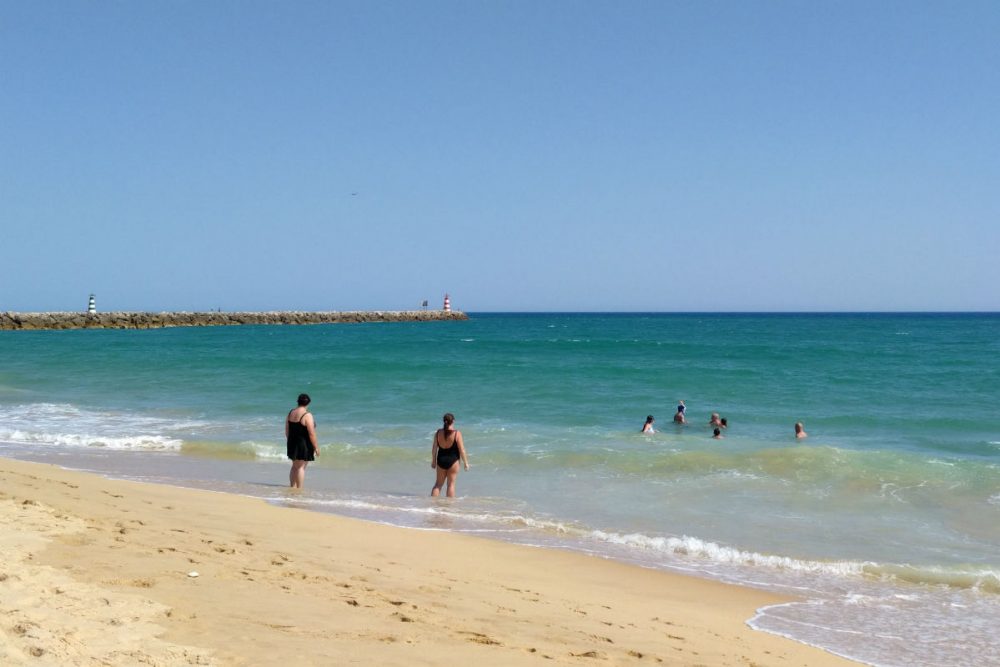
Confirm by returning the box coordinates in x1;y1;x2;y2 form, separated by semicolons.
104;578;155;588
418;584;451;593
460;631;502;646
12;622;33;636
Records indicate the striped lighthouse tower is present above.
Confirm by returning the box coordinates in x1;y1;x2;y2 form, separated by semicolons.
87;294;96;315
443;293;451;312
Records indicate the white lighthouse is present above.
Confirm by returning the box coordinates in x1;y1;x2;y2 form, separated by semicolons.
443;293;451;312
87;294;96;315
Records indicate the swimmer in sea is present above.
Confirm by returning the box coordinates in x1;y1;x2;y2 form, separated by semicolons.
720;417;728;429
795;422;808;439
642;415;656;433
673;407;686;424
431;412;469;498
712;427;724;439
709;412;722;428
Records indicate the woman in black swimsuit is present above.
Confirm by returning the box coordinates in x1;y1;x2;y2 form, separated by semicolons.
286;393;319;489
431;412;469;498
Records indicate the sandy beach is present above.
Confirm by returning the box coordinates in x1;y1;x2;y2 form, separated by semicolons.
0;457;858;666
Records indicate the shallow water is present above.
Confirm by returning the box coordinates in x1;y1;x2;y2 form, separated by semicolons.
2;313;999;666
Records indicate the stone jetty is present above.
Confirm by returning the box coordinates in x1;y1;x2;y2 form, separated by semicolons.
0;310;468;331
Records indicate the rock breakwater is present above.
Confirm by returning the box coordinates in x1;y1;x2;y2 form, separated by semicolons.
0;310;468;331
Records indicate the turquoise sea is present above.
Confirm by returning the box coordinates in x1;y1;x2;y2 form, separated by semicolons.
2;313;999;666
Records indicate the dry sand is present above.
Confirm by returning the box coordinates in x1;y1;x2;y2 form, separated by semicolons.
0;457;858;666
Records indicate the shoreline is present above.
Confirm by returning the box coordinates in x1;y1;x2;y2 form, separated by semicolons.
0;456;861;666
0;310;467;331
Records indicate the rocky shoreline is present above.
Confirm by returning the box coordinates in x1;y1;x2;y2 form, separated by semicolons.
0;310;468;331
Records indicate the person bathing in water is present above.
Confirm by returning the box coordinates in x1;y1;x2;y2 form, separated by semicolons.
642;415;656;433
286;393;318;489
673;406;686;424
795;422;808;439
431;412;469;498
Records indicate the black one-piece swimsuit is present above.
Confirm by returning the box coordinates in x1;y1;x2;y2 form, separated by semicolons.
436;431;460;469
287;417;314;461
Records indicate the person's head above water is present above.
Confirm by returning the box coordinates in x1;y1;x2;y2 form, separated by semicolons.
443;413;455;427
645;415;655;423
297;393;311;406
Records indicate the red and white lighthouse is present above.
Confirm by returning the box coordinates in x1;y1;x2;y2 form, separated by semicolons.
443;293;451;312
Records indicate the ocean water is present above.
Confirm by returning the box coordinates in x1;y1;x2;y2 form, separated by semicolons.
1;313;999;666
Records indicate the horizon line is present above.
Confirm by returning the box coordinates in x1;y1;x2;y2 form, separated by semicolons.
465;310;1000;315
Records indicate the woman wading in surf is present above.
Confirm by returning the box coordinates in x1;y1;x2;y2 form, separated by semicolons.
431;413;469;497
286;393;318;488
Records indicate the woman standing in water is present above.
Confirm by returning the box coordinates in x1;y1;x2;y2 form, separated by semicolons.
286;393;318;489
431;413;469;498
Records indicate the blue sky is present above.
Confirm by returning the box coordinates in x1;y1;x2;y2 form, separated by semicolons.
2;1;998;312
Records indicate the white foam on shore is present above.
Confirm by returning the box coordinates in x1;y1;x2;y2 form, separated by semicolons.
588;529;870;577
0;429;181;451
0;403;190;451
